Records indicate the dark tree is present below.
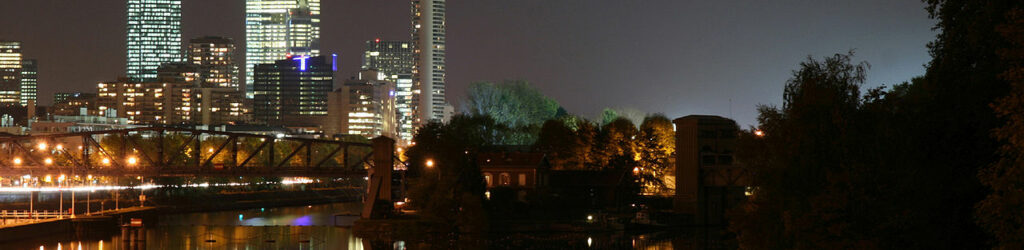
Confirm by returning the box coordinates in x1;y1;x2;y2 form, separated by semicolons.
977;7;1024;249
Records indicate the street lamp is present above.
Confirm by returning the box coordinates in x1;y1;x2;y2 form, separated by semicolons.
37;142;47;151
44;158;53;165
12;157;22;165
101;158;111;165
55;144;63;151
425;159;434;168
127;156;138;166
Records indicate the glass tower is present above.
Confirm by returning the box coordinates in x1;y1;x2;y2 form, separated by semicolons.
245;0;321;98
20;59;36;106
126;0;183;82
412;0;447;126
253;56;334;126
0;41;22;105
362;39;414;142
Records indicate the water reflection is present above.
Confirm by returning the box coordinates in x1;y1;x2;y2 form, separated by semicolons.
7;202;732;249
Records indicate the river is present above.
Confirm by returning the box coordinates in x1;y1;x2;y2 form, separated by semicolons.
9;202;731;249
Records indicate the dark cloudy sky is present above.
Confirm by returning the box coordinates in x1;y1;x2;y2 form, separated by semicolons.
0;0;936;126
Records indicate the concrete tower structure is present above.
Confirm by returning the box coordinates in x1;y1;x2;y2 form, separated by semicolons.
411;0;447;126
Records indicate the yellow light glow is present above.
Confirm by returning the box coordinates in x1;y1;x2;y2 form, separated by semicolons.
425;159;434;168
37;142;47;150
101;158;111;165
58;174;66;182
754;130;765;137
44;175;52;183
44;158;53;165
127;156;138;165
12;157;22;165
207;148;214;153
55;144;63;150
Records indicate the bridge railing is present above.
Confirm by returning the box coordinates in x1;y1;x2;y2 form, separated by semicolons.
0;210;70;219
0;127;375;177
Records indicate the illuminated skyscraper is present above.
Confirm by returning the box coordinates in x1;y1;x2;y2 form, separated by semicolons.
362;39;414;142
412;0;447;126
188;36;239;89
0;41;22;105
126;0;182;82
253;56;334;126
19;59;36;107
245;0;321;98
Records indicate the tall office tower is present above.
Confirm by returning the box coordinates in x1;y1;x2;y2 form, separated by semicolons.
362;39;414;142
245;0;321;98
252;56;334;126
188;36;239;89
126;0;182;82
0;41;22;105
411;0;447;126
19;59;36;107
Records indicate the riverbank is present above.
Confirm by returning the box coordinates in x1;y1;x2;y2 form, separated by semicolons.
0;186;364;244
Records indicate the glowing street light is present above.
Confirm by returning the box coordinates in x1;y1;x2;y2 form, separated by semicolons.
101;158;111;165
12;157;22;165
44;158;53;165
207;148;214;153
37;142;47;150
55;144;63;150
425;159;434;168
127;156;138;165
754;130;765;137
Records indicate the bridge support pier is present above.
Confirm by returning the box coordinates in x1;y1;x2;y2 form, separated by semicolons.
362;137;395;219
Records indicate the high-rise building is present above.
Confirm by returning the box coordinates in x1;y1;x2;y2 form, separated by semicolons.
126;0;183;82
155;62;246;125
324;70;397;139
363;40;413;82
245;0;321;98
253;55;334;126
0;41;21;105
362;39;414;142
97;78;194;124
411;0;448;125
188;36;239;89
19;59;36;107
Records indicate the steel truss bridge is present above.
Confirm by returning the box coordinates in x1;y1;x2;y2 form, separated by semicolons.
0;127;381;178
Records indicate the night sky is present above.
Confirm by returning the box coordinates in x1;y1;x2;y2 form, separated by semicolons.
0;0;936;127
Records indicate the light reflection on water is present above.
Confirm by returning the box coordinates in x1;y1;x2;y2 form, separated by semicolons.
12;202;719;249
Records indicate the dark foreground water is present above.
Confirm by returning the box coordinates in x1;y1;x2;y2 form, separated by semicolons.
7;202;734;249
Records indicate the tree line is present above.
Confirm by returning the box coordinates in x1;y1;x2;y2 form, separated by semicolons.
729;1;1024;248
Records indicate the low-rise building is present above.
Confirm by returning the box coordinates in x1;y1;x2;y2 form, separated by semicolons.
324;70;396;139
51;92;97;116
96;78;194;125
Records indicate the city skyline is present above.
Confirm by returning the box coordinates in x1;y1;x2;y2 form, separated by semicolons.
0;0;935;127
